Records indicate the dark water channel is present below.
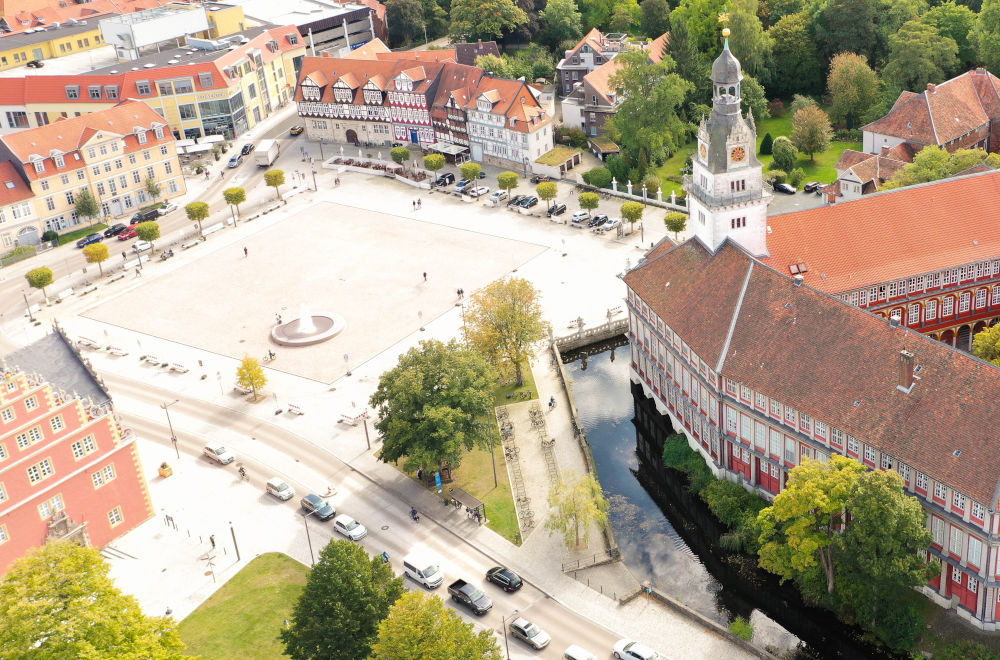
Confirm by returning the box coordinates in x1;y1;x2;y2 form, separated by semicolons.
563;338;900;659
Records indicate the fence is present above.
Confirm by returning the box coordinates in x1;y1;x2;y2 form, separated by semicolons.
552;319;628;352
574;180;688;213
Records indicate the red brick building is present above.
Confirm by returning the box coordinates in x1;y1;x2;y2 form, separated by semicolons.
0;367;152;573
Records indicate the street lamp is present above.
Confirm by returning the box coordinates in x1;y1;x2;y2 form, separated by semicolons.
502;609;519;659
302;509;318;566
22;290;34;322
161;399;179;459
311;168;317;191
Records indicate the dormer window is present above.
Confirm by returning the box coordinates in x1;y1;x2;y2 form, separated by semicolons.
54;155;64;168
32;159;45;174
153;126;164;140
137;130;147;145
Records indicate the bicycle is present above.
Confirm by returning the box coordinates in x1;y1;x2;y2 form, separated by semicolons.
236;464;249;482
504;447;519;459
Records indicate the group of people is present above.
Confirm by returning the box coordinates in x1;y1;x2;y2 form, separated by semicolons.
411;199;422;210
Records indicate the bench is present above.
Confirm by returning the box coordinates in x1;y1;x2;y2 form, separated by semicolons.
181;240;201;250
338;413;360;426
233;383;253;395
80;284;99;296
143;355;161;365
286;403;305;416
107;273;126;283
57;288;74;302
106;346;129;357
202;222;225;237
169;363;189;373
77;337;99;349
23;304;40;318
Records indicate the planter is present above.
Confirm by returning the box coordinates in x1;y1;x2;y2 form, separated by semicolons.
158;463;173;478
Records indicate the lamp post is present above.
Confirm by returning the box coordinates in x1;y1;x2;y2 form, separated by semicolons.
502;609;519;659
161;399;179;459
302;509;318;566
361;410;371;450
311;168;317;191
22;290;34;322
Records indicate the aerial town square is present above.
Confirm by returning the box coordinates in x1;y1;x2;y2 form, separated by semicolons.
4;0;1000;659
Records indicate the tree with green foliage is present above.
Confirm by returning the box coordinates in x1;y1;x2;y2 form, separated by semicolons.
757;455;867;595
620;200;644;233
579;191;600;211
582;167;612;188
759;132;773;155
790;105;832;161
460;161;481;182
882;146;1000;188
771;136;798;172
386;0;425;46
74;188;100;225
789;94;817;116
666;14;710;112
607;50;693;167
371;339;496;471
788;167;805;187
237;355;267;399
669;0;727;54
223;186;246;218
740;74;770;120
450;0;527;39
564;126;588;149
935;639;1000;660
421;0;449;40
184;201;209;236
282;540;404;660
135;220;160;251
497;171;518;194
642;174;660;196
973;322;1000;366
768;12;824;98
24;266;53;298
883;20;959;91
0;542;189;658
265;169;286;200
423;153;445;175
923;2;978;69
464;276;546;385
370;591;503;660
727;0;771;82
971;0;1000;72
580;0;616;32
609;0;641;32
827;52;881;129
540;0;582;47
813;0;885;63
664;211;687;239
545;474;610;549
641;0;670;37
536;180;557;208
145;176;162;201
390;146;411;167
82;242;109;277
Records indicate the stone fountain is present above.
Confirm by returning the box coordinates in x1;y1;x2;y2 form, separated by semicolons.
270;304;345;347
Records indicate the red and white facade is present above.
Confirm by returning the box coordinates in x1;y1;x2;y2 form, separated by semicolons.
0;368;152;573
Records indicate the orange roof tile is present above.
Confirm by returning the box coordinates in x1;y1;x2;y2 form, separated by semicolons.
0;161;33;206
764;170;1000;293
645;32;669;62
344;38;391;60
376;50;456;64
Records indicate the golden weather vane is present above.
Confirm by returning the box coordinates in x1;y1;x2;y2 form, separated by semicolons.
718;9;731;38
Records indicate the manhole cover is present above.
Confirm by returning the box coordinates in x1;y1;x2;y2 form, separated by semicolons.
381;525;390;530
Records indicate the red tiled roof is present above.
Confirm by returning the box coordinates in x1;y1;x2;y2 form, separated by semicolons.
0;161;33;206
645;32;669;62
629;239;1000;506
344;38;391;60
835;149;872;171
468;76;550;133
764;170;1000;293
376;50;456;64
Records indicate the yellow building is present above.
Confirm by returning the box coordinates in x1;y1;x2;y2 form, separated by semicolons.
0;22;105;71
0;100;187;245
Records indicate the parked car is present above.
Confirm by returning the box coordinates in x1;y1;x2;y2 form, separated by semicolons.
103;223;127;238
435;172;456;186
132;240;152;253
613;639;660;660
530;174;550;184
489;190;508;202
519;196;539;208
76;233;103;248
507;195;526;207
130;208;159;225
485;566;523;592
598;217;622;233
301;494;336;521
588;214;608;228
202;441;235;465
266;477;295;501
570;210;589;223
158;202;178;215
455;179;472;193
774;182;796;194
240;143;255;156
564;645;598;660
448;579;493;615
227;154;243;168
477;170;487;179
509;617;551;650
803;181;823;193
547;203;567;217
333;514;368;540
117;227;137;240
467;185;490;198
289;125;304;136
26;60;44;68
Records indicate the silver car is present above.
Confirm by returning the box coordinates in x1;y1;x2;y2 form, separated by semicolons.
333;514;368;540
202;441;235;465
509;617;551;650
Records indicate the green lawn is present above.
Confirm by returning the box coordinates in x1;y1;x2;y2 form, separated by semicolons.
178;553;308;659
493;360;537;406
442;432;521;545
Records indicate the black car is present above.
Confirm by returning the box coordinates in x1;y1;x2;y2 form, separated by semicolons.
26;60;44;68
486;566;523;592
507;195;526;207
588;214;608;228
435;172;456;186
519;196;539;208
546;203;567;217
478;170;487;179
774;182;796;194
76;233;103;248
300;494;336;521
103;223;127;238
130;208;159;225
240;143;255;156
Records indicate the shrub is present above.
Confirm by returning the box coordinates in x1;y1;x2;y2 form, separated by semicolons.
582;167;613;188
9;246;34;258
565;127;588;148
766;169;787;184
41;230;59;242
771;136;798;172
642;174;660;196
788;167;805;188
935;640;1000;660
729;616;754;641
759;133;773;155
767;100;785;117
834;128;862;142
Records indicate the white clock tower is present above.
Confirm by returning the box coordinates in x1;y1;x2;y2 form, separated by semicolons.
685;30;771;257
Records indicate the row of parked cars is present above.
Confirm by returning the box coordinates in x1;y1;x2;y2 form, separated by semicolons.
75;203;178;248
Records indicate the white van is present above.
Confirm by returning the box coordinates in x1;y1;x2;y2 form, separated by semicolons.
402;552;443;589
564;644;597;660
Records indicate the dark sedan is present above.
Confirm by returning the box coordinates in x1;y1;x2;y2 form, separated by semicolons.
774;183;796;194
103;223;127;238
76;233;103;248
519;196;539;208
240;143;256;156
547;203;567;217
507;195;526;207
803;181;823;193
588;214;608;228
486;566;523;592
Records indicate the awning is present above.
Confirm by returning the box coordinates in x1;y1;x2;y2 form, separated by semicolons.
182;144;213;154
431;142;468;155
448;486;484;513
200;134;226;144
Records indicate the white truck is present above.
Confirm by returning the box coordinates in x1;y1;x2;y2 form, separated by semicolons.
255;139;280;167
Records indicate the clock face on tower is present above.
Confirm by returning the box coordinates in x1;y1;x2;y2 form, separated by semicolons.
699;143;707;159
730;146;746;162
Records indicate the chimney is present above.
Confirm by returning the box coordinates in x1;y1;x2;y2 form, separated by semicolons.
976;67;986;75
927;83;936;93
881;145;890;156
793;274;804;286
897;349;915;392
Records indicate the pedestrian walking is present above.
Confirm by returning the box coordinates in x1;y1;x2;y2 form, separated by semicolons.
243;246;248;258
457;288;462;298
209;534;216;549
121;251;126;260
459;288;464;298
412;200;416;210
423;272;427;282
134;268;141;277
219;171;224;180
417;198;422;209
417;467;423;481
204;170;209;180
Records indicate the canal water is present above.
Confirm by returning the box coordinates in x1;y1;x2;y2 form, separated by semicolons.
563;338;899;659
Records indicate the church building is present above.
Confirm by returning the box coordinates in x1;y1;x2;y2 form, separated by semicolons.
627;31;1000;629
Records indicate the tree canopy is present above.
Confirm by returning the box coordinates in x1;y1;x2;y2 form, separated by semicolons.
223;187;247;216
265;169;286;200
460;161;481;181
463;277;547;385
640;0;671;38
423;154;446;173
536;180;558;207
771;136;798;172
450;0;527;39
237;355;267;398
882;20;959;91
281;540;404;660
0;542;189;659
545;474;610;548
973;322;1000;365
826;52;881;129
74;188;100;223
664;211;687;239
370;591;503;660
370;339;496;472
83;242;110;276
972;0;1000;72
185;201;210;235
497;171;518;192
540;0;582;46
579;191;600;210
882;146;1000;189
923;2;978;69
768;12;825;98
390;146;411;165
135;221;161;247
24;267;54;296
790;104;833;160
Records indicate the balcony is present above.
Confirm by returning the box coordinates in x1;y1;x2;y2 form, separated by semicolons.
683;175;772;208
